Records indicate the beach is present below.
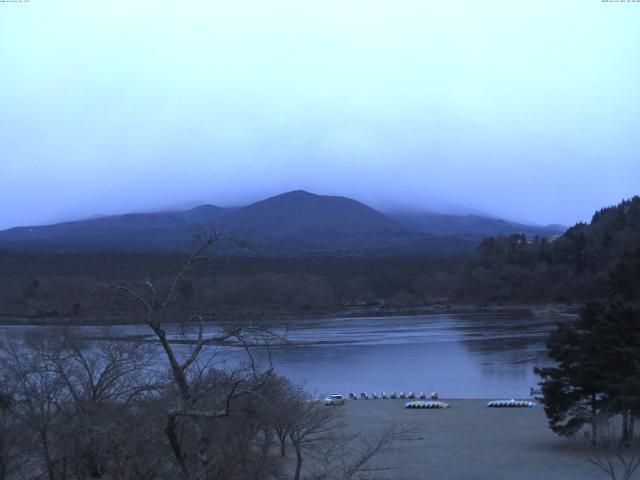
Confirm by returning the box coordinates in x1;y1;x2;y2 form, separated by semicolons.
334;399;605;480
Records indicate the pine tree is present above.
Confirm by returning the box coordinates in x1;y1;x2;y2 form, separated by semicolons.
536;303;640;445
535;303;610;444
596;305;640;445
609;246;640;304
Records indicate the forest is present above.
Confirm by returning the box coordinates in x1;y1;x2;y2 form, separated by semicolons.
458;196;640;303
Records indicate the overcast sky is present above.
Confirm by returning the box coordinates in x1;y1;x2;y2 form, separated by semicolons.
0;0;638;230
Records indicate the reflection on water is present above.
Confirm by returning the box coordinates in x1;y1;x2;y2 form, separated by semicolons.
0;312;574;398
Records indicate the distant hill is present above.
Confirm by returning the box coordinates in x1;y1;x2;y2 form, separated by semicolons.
0;190;563;256
178;204;236;224
389;211;565;238
0;206;232;252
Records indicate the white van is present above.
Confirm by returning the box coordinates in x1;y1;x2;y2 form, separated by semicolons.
323;394;345;405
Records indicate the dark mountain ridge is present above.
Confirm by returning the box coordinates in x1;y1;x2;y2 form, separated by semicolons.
0;190;563;256
389;211;565;238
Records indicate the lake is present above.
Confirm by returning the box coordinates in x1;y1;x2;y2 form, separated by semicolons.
263;312;570;398
0;311;573;398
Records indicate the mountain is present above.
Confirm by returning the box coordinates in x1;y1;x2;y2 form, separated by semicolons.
207;190;463;256
390;211;565;238
0;190;562;256
0;191;416;254
214;190;405;237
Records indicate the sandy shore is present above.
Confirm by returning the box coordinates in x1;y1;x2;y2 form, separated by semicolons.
333;399;605;480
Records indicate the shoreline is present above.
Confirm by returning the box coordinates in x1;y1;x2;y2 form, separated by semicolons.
0;303;580;327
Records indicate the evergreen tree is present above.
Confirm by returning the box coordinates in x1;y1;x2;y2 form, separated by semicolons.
609;246;640;304
596;305;640;444
536;303;640;445
535;303;610;445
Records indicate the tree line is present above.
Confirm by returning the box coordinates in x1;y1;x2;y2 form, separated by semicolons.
0;253;460;321
458;196;640;304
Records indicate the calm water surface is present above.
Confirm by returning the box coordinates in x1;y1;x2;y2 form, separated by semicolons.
0;312;574;398
264;313;570;398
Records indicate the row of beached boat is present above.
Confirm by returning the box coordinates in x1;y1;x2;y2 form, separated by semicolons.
405;400;449;409
486;399;537;408
405;399;537;409
325;393;538;409
348;391;438;400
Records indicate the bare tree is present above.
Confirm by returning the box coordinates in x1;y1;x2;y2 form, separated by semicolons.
309;427;407;480
96;232;284;480
261;375;298;458
1;340;68;480
588;417;640;480
0;390;27;480
288;394;337;480
260;377;406;480
1;329;164;480
44;330;161;480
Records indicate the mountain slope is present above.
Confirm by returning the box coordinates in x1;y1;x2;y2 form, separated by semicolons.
0;205;231;251
207;190;453;255
214;190;406;237
390;212;565;237
0;191;414;253
177;205;234;224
